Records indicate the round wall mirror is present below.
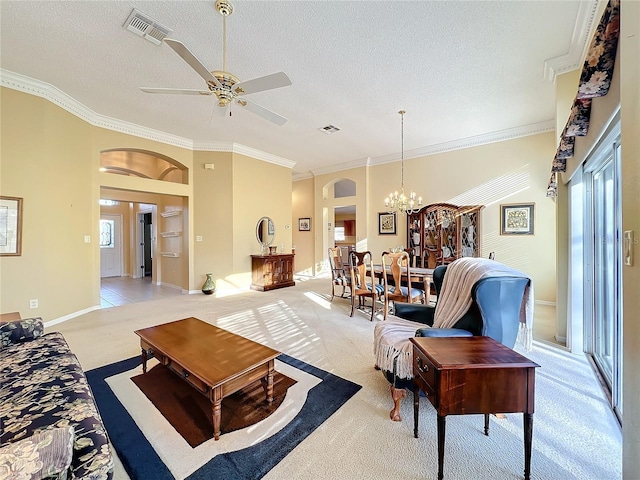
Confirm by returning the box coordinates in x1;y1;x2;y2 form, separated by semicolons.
256;217;275;248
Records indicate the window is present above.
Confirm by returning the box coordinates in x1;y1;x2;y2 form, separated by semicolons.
100;219;115;248
334;227;345;242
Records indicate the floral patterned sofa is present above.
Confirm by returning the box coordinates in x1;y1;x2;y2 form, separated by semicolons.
0;317;113;479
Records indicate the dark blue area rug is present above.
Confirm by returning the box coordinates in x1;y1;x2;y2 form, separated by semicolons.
87;354;361;480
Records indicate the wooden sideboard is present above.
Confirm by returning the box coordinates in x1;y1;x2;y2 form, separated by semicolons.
250;254;295;291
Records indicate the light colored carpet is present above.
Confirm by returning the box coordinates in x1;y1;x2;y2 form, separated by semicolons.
53;276;621;480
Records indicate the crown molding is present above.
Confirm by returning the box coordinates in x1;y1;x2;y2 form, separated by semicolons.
294;120;556;180
368;120;556;167
0;69;295;168
0;69;194;149
193;141;295;169
543;0;600;82
309;156;371;177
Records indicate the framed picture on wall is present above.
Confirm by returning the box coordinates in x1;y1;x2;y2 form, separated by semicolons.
378;212;397;235
299;217;311;231
0;196;23;256
500;203;535;235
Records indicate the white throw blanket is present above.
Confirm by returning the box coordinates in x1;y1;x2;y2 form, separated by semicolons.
373;315;427;380
433;257;534;351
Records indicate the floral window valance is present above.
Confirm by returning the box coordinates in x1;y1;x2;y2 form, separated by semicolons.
547;0;620;197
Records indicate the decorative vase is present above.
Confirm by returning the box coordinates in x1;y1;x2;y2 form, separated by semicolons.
202;273;216;295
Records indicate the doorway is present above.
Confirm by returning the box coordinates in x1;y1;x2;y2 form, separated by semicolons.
137;210;154;279
583;124;623;421
334;205;356;262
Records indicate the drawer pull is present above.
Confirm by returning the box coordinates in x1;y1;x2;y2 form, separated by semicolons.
416;357;429;373
182;370;190;379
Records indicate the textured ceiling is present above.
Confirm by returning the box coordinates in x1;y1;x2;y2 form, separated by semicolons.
0;1;598;177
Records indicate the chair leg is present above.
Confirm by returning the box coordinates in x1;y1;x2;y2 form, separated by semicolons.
331;283;335;301
369;295;376;322
389;385;407;422
350;294;356;317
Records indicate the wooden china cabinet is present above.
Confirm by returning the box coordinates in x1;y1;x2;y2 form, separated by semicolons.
407;203;484;268
250;254;295;291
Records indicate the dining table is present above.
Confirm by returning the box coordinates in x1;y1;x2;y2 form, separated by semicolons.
371;264;435;303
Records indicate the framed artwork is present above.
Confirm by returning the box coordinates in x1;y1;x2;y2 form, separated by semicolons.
378;212;397;235
500;203;535;235
0;196;23;256
298;217;311;231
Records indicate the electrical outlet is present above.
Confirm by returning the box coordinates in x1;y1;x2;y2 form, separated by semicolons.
84;235;91;243
196;235;203;242
29;299;38;309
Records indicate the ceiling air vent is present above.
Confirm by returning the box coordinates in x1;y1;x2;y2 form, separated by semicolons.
319;125;340;135
123;9;172;46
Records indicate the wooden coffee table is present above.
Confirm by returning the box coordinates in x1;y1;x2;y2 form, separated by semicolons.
134;317;280;441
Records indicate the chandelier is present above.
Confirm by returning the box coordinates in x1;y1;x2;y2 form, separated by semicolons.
384;110;423;214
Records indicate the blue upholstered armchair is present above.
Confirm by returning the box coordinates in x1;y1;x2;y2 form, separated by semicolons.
374;261;531;421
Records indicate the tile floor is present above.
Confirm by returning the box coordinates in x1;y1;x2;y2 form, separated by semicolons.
100;275;564;347
100;276;182;308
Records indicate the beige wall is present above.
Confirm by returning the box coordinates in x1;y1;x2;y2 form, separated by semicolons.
1;89;95;319
313;168;368;276
378;135;556;304
192;151;234;291
292;177;315;275
621;0;640;475
293;131;556;302
232;153;293;287
0;87;294;319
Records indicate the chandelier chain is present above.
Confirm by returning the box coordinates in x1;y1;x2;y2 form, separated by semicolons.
401;110;404;191
384;109;422;214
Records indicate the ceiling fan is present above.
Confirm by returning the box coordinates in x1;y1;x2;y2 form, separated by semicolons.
140;0;291;126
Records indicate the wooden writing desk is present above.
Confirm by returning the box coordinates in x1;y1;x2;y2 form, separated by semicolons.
410;336;539;480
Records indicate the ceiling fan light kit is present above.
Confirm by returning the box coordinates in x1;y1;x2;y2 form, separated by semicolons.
139;0;291;125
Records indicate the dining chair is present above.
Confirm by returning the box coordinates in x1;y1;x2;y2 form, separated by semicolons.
404;247;417;268
380;251;425;320
328;247;351;300
349;251;383;321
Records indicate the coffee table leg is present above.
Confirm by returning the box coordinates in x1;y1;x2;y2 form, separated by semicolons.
141;348;148;374
212;398;222;441
266;369;274;403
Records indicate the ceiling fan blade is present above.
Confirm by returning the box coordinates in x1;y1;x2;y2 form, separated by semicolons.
140;87;213;96
235;98;287;126
163;38;223;89
233;72;292;96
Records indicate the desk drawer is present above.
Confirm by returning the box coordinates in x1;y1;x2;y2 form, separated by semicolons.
413;347;436;395
165;359;208;395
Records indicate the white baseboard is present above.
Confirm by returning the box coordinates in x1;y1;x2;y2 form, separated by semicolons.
535;300;557;307
45;305;102;328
